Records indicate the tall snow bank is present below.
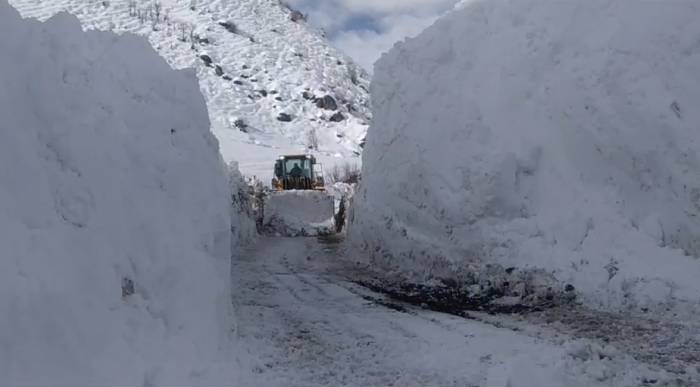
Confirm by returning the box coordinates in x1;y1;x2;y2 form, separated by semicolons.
350;0;700;315
229;161;258;247
0;2;248;385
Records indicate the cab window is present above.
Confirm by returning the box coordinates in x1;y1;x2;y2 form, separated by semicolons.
284;158;310;177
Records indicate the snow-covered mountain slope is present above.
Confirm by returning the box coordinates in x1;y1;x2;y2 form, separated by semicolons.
350;0;700;318
9;0;371;179
0;2;254;385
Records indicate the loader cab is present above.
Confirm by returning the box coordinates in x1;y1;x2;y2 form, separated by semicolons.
272;155;325;191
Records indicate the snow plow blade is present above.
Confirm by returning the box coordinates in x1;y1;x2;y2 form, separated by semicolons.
263;190;335;236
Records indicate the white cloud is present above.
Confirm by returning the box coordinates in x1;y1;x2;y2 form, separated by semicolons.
333;0;456;13
287;0;459;71
333;13;441;70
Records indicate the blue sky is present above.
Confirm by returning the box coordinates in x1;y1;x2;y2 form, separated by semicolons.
286;0;459;71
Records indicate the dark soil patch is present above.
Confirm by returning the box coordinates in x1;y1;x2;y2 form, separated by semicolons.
317;234;344;245
356;279;553;317
358;294;409;313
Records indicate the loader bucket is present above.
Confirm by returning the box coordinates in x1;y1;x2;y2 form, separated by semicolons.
263;190;335;236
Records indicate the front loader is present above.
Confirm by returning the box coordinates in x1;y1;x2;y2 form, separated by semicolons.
263;154;335;236
271;154;326;191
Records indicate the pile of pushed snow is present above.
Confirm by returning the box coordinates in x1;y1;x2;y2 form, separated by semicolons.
0;2;250;386
350;0;700;315
263;190;335;236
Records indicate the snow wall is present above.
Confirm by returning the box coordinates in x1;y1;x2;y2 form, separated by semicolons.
349;0;700;315
0;2;254;386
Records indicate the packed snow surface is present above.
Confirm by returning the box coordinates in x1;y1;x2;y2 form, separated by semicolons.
9;0;371;180
350;0;700;316
0;2;252;385
232;237;673;387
